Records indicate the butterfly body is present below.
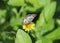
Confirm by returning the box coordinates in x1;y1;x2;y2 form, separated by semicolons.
22;14;36;24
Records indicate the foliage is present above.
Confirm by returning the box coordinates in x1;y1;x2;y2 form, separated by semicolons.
0;0;60;43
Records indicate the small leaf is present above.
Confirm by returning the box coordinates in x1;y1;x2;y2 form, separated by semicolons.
56;19;60;26
0;18;5;24
1;32;7;40
0;10;6;24
10;17;21;27
8;0;25;6
0;10;6;18
15;29;32;43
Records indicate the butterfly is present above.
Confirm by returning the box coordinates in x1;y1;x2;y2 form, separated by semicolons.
22;14;36;24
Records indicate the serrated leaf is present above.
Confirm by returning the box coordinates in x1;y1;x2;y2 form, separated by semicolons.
8;0;25;6
15;29;32;43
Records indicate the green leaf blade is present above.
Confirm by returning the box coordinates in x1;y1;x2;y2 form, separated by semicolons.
8;0;25;6
44;2;56;21
15;29;32;43
44;27;60;40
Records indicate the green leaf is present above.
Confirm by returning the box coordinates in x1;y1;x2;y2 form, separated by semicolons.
43;2;56;21
10;17;21;27
35;37;52;43
35;19;54;39
56;19;60;26
8;0;25;6
15;29;32;43
0;18;5;24
36;2;56;38
44;27;60;40
36;2;56;36
25;0;51;8
36;2;56;27
25;0;51;12
38;0;51;7
0;10;6;24
25;6;38;12
25;0;40;7
25;0;42;12
12;8;17;14
40;19;54;34
0;10;6;18
1;32;7;40
36;18;55;38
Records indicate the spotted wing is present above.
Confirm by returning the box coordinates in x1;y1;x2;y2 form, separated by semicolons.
22;14;36;24
26;14;36;23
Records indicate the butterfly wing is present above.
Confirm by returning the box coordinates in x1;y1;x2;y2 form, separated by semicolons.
26;14;36;22
27;14;36;18
22;14;36;24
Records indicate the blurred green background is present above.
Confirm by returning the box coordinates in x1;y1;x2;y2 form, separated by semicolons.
0;0;60;43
